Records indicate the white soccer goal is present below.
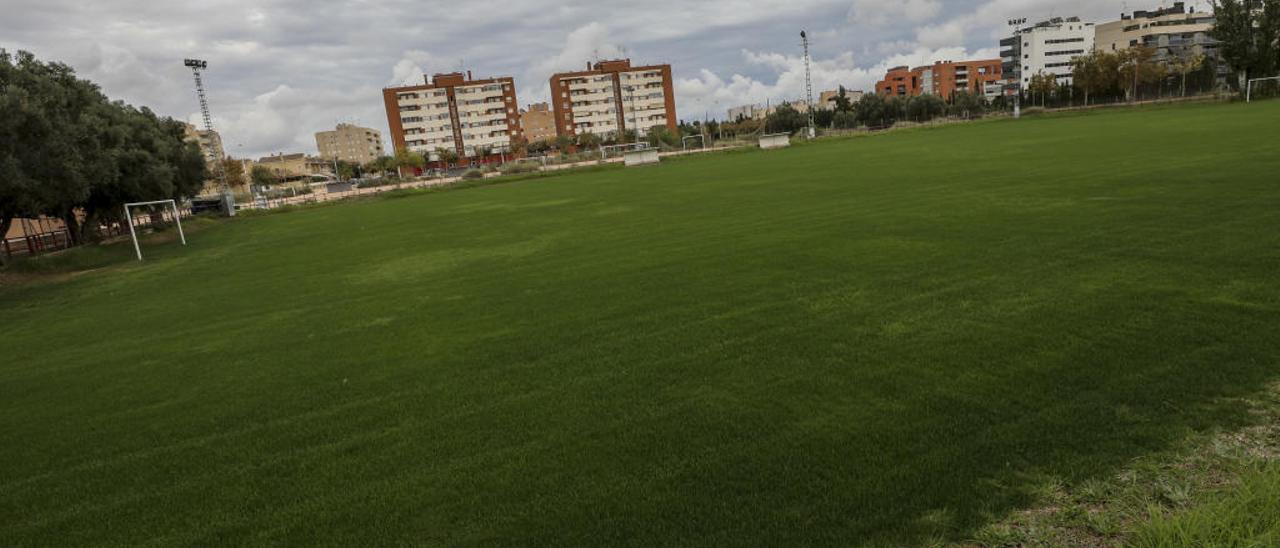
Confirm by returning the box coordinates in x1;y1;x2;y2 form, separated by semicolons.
124;199;186;261
599;142;650;161
1247;76;1280;103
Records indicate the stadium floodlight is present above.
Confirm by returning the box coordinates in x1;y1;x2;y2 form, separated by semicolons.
1007;18;1026;119
1247;76;1280;103
183;58;232;200
800;30;816;139
124;200;187;261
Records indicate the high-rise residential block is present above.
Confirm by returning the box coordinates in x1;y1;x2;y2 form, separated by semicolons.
383;71;522;163
315;123;384;166
549;59;676;140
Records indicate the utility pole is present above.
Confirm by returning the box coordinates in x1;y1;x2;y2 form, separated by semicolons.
183;59;231;193
800;31;816;139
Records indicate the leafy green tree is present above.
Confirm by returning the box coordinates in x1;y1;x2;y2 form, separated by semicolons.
1170;53;1207;97
645;125;680;149
949;91;985;118
577;132;603;149
1;49;207;245
335;160;359;181
906;94;946;122
813;108;835;128
436;148;457;169
1071;51;1124;105
1028;72;1059;106
764;103;806;134
883;96;907;126
221;158;247;190
831;111;858;129
554;134;573;152
1212;0;1280;92
1118;46;1167;101
832;86;856;113
251;165;279;189
526;139;552;155
365;155;396;178
855;93;887;128
0;50;99;243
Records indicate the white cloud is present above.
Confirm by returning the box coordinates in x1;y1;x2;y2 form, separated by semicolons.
850;0;943;25
516;22;626;106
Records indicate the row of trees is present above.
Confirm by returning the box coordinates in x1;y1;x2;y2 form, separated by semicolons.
1062;47;1214;106
1;50;206;250
757;87;990;136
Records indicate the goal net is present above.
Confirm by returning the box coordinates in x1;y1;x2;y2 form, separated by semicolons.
124;199;187;261
1247;76;1280;103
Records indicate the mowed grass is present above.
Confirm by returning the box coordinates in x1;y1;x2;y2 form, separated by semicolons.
3;101;1280;545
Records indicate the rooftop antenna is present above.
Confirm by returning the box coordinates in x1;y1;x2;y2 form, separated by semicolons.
183;59;230;193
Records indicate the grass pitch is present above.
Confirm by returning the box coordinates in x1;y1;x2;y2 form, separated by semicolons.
3;101;1280;545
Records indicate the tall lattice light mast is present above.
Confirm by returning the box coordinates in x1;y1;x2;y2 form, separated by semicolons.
800;31;816;139
184;59;230;193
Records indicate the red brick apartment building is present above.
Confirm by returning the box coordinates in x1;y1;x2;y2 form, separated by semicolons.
549;59;677;140
875;59;1004;100
383;71;522;165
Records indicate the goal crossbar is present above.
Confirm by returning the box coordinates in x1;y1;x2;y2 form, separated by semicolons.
1247;76;1280;103
124;199;186;261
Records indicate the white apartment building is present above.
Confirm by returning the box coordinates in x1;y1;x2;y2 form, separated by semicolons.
1014;17;1096;88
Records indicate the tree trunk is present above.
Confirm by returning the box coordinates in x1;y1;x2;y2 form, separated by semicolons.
0;213;12;244
81;209;103;243
61;209;83;247
0;213;12;265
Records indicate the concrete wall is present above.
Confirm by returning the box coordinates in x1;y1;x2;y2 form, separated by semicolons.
623;149;660;166
759;134;791;150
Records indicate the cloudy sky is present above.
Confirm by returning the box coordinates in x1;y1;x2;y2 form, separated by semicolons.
3;0;1161;158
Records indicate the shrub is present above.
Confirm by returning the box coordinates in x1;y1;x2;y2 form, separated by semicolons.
500;162;540;175
462;169;484;180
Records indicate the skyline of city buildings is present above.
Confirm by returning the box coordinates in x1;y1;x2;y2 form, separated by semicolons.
233;1;1232;163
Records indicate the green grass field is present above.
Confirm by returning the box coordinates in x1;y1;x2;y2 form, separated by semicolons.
3;101;1280;545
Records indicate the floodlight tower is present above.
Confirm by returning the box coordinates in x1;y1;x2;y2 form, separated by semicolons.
800;31;816;139
184;58;230;193
1006;19;1027;119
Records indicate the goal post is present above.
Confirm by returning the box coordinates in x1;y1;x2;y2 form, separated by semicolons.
124;199;186;261
1247;76;1280;103
599;142;649;161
